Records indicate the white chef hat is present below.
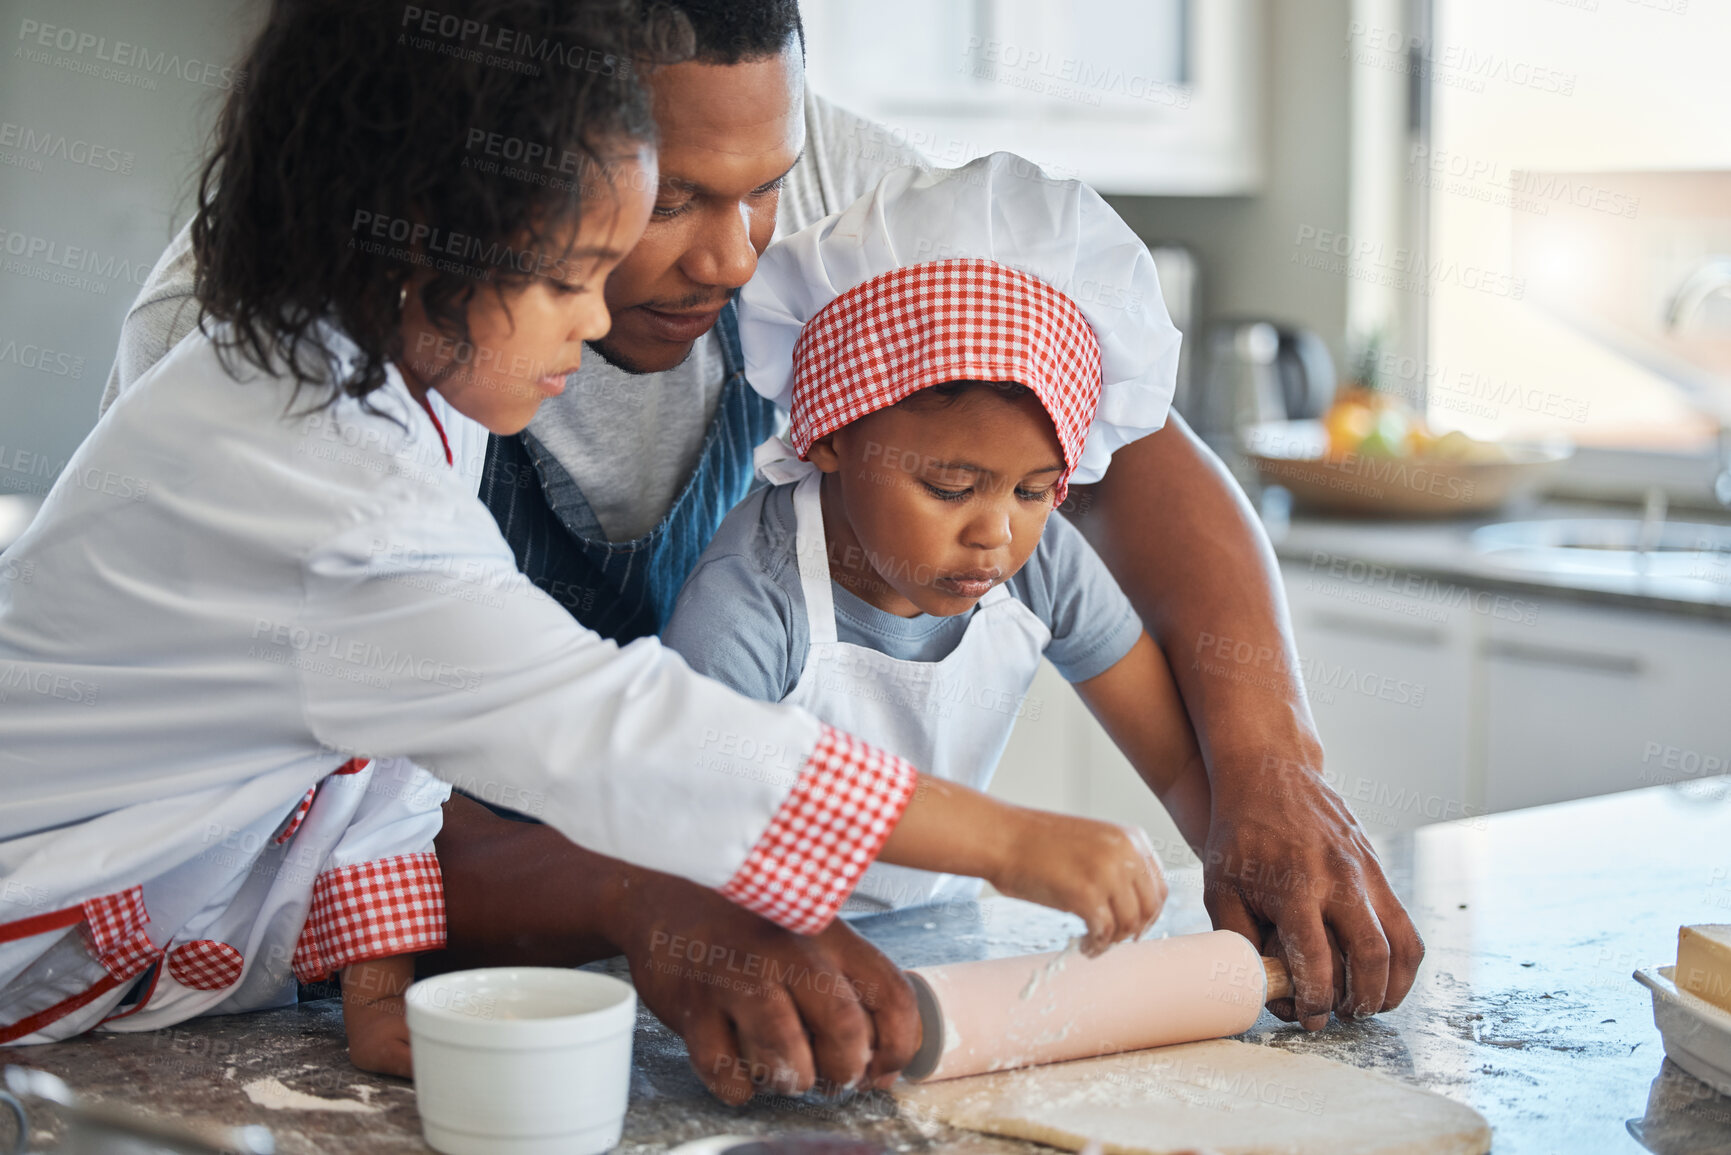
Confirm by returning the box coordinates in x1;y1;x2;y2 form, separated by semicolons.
736;151;1182;488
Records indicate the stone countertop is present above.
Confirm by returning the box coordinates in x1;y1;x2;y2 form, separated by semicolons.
5;781;1731;1153
1266;498;1731;622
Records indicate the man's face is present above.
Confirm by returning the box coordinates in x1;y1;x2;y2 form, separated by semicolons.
591;44;805;374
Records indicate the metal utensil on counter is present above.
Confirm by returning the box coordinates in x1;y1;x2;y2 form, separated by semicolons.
1;1068;274;1155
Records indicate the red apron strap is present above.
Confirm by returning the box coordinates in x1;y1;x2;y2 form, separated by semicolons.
0;973;126;1045
410;392;454;466
0;887;160;1043
0;904;86;945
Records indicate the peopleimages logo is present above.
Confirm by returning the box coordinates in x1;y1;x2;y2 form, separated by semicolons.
960;36;1191;108
399;6;628;77
0;339;84;378
0;121;136;175
15;20;246;91
0;225;153;292
1292;225;1525;300
248;619;483;693
0;661;100;707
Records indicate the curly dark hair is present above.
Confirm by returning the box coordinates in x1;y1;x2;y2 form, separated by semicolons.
192;0;674;410
662;0;803;64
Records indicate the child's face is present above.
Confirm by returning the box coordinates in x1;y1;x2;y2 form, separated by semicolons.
399;148;656;434
809;386;1066;618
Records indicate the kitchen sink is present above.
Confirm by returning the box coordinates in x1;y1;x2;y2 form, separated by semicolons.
1471;517;1731;586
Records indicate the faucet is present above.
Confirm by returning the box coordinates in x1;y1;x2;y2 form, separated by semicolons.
1664;256;1731;506
1718;430;1731;508
1664;256;1731;334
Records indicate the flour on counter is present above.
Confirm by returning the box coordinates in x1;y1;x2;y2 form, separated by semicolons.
241;1076;382;1113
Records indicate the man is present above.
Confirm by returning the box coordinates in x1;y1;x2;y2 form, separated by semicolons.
103;0;1421;1106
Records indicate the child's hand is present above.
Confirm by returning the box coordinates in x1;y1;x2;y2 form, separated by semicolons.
341;956;416;1078
878;775;1167;953
989;810;1167;956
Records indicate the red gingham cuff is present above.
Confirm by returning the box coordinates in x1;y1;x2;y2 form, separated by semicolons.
291;852;446;982
81;886;158;982
718;725;919;934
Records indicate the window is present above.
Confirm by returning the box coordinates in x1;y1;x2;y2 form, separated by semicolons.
1419;2;1731;465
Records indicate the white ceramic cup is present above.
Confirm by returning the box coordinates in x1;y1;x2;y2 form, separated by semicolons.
406;967;636;1155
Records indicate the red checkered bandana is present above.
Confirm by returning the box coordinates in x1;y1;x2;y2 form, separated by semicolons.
788;258;1102;504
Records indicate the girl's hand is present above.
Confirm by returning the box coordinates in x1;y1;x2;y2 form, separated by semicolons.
341;956;416;1078
988;810;1168;956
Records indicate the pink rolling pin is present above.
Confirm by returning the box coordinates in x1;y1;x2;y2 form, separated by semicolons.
901;930;1294;1082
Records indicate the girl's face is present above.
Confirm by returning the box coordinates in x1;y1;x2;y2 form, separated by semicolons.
808;386;1066;619
398;148;656;434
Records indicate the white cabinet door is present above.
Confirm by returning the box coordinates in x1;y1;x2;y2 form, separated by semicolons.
995;563;1483;848
994;568;1731;850
799;0;1263;195
1480;598;1731;811
1279;561;1478;836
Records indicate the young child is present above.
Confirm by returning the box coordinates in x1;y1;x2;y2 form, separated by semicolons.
0;6;1160;1076
665;152;1216;914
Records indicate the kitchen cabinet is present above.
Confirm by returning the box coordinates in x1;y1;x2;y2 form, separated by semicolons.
798;0;1263;195
994;560;1731;851
1282;560;1731;824
1480;600;1731;812
991;563;1481;852
1279;563;1477;836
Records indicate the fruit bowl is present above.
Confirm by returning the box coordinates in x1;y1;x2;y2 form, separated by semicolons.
1241;420;1573;517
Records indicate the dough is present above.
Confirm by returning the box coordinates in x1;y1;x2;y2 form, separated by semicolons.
896;1039;1490;1155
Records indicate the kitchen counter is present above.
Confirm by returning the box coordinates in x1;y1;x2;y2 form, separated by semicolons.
1268;498;1731;622
4;781;1730;1153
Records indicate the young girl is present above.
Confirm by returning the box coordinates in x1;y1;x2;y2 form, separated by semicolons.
0;7;1160;1076
665;151;1216;914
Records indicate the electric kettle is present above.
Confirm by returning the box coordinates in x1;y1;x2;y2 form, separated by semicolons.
1185;320;1337;444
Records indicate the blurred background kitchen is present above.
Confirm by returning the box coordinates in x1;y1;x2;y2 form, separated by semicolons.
3;0;1729;864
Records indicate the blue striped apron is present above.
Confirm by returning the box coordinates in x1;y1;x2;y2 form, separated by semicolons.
478;301;778;644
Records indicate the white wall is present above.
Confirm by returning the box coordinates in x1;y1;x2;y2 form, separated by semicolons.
1106;0;1358;376
1;0;1365;497
0;0;262;499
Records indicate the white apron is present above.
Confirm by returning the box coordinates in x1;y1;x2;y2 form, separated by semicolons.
778;469;1051;913
0;755;448;1044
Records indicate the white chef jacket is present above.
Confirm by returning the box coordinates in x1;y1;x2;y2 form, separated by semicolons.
0;322;916;1041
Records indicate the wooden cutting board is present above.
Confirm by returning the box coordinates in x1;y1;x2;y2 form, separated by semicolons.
896;1038;1490;1155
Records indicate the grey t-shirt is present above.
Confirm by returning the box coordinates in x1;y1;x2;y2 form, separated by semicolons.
661;483;1145;702
101;92;926;543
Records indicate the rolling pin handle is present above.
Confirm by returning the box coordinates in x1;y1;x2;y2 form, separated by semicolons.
1262;956;1293;1002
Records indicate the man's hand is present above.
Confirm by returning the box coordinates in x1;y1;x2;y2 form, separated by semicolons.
1068;413;1425;1029
1202;749;1423;1030
615;870;920;1104
433;793;920;1104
